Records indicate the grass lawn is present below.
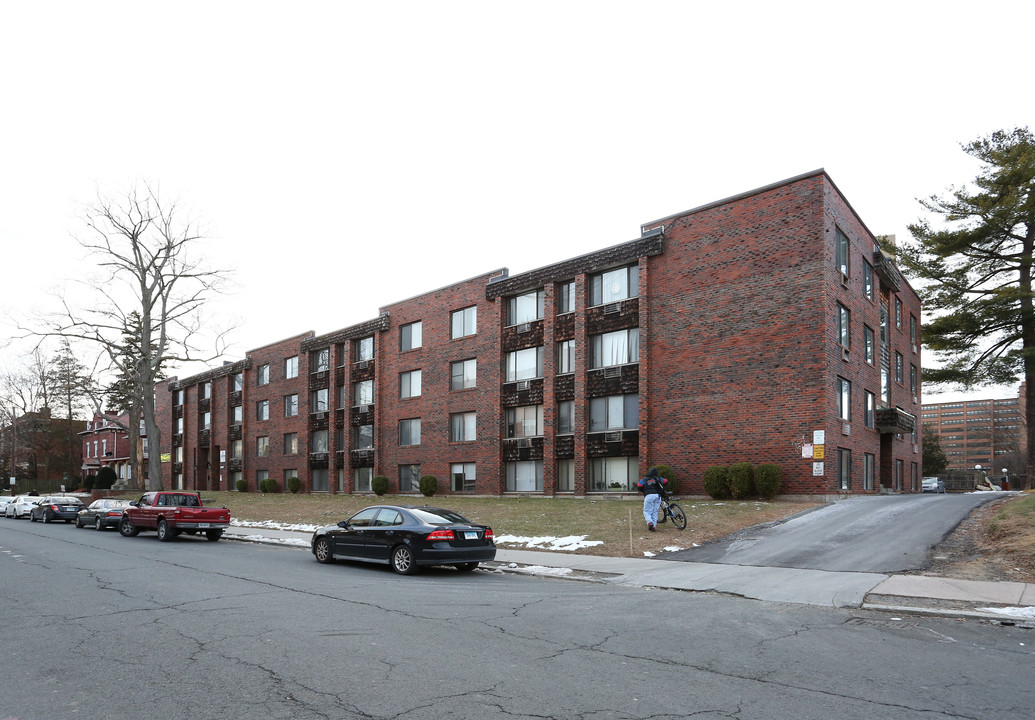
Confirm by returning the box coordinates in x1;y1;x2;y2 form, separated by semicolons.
139;491;821;558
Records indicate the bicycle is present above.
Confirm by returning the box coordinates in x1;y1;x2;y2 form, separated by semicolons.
654;493;687;530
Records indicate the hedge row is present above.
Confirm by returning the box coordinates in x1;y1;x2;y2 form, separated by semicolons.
702;463;782;501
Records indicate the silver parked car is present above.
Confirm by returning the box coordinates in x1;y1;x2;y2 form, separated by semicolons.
921;477;946;493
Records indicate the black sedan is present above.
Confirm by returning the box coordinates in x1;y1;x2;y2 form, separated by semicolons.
76;499;134;530
29;496;85;523
311;505;496;575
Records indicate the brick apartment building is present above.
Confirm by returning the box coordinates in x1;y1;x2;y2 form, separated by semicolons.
921;393;1024;473
79;412;147;487
156;170;923;499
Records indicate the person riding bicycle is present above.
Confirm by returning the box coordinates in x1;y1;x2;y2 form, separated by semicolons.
636;467;669;532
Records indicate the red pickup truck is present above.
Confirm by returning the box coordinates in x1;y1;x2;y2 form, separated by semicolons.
118;492;231;542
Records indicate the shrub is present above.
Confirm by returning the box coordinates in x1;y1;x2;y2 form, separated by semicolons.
702;465;731;499
371;475;389;496
83;475;95;491
259;478;279;494
728;462;756;499
95;466;118;490
419;474;438;497
649;464;676;494
236;478;249;492
756;463;782;500
287;476;302;494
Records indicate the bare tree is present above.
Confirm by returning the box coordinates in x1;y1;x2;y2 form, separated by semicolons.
29;183;232;491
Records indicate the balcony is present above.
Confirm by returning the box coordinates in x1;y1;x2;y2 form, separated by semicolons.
875;407;915;435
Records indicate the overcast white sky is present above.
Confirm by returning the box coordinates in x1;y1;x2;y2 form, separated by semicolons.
2;1;1033;405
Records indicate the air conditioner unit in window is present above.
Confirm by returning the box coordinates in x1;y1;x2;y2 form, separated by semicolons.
842;347;850;361
357;404;371;413
842;422;851;436
357;360;370;369
516;438;531;448
516;380;530;391
314;412;326;420
604;366;621;378
604;301;622;314
517;322;531;333
605;431;622;443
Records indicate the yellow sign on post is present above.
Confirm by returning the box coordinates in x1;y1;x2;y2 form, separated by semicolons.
160;452;172;463
813;445;825;460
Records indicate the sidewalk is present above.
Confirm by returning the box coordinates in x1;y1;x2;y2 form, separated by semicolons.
222;525;1035;623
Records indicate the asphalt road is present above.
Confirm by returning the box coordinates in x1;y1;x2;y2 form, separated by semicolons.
668;492;1005;572
2;513;1033;720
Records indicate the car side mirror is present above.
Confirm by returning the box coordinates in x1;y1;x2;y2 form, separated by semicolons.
129;501;140;507
338;521;348;528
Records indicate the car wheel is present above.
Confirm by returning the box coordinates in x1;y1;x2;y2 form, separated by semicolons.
29;512;36;522
456;562;479;572
313;537;333;563
157;519;174;542
205;530;223;541
95;517;104;531
390;544;418;575
118;516;140;537
75;516;84;528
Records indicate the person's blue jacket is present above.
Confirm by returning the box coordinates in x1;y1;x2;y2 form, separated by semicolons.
637;469;668;496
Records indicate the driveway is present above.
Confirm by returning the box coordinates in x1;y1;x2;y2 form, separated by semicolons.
667;493;1007;573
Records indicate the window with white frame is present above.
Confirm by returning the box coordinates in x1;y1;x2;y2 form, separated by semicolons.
311;430;329;453
398;418;421;446
590;265;639;306
257;436;269;457
175;417;184;434
450;412;476;442
835;227;850;279
837;304;850;349
400;321;422;351
354;379;374;405
506;289;544;325
354;467;373;493
283;394;298;417
864;325;875;364
895;297;903;328
506;460;543;492
257;364;269;385
174;446;183;463
354;336;374;362
895;352;904;384
839;448;852;490
589;394;638;431
201;382;211;399
257;400;269;421
862;259;874;301
232;405;243;424
557;280;575;314
311;388;329;413
838;377;851;421
451;306;477;338
864;390;875;429
589;456;638;492
201;411;211;429
400;370;422;398
285;355;299;379
506;405;544;438
450;358;476;390
450;462;476;492
233;373;243;392
312;349;330;373
399;464;421;492
557;339;575;374
505;347;543;382
590;329;639;368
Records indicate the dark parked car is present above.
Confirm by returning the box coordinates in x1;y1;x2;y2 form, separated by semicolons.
29;496;85;523
76;499;134;530
311;505;496;575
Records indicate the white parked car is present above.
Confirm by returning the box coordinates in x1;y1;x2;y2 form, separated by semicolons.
4;495;41;519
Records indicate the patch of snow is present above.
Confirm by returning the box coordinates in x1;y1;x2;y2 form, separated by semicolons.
494;534;603;551
643;551;656;557
497;564;574;577
237;534;311;548
976;606;1035;620
662;546;683;552
232;519;320;533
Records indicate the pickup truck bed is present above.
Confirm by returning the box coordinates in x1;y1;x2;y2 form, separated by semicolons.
119;492;231;542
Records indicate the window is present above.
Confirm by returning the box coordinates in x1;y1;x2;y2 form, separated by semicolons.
505;347;543;382
354;336;374;362
450;412;476;442
311;430;329;453
880;306;889;343
910;365;918;395
589;394;638;431
400;321;422;351
311;468;329;492
862;259;874;301
174;446;183;463
232;373;243;392
400;370;422;398
174;389;184;406
354;379;374;406
450;359;476;390
354;467;373;493
863;326;875;364
256;470;268;488
230;471;242;490
835;228;850;279
451;462;476;492
285;355;299;379
895;297;903;328
451;306;477;338
895;352;904;384
398;418;421;446
506;289;544;325
837;378;851;421
336;426;345;450
864;391;876;429
590;329;639;368
175;417;184;434
557;280;575;314
557;340;575;374
837;304;850;349
557;400;574;434
838;448;851;490
311;388;329;413
257;436;269;457
910;315;918;347
313;349;330;373
506;405;544;438
284;432;298;455
256;400;269;421
353;425;373;450
338;384;346;407
895;459;904;491
201;411;211;430
557;459;574;492
399;464;420;493
590;456;638;492
506;461;543;492
284;468;298;485
201;382;211;400
230;439;242;459
257;364;269;386
863;453;875;491
232;405;243;424
590;265;639;306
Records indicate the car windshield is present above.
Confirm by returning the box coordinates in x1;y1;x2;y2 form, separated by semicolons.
105;500;131;507
52;498;81;505
408;507;471;525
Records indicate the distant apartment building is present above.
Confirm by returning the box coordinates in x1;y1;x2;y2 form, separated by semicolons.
156;170;923;498
79;412;147;486
922;393;1024;471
